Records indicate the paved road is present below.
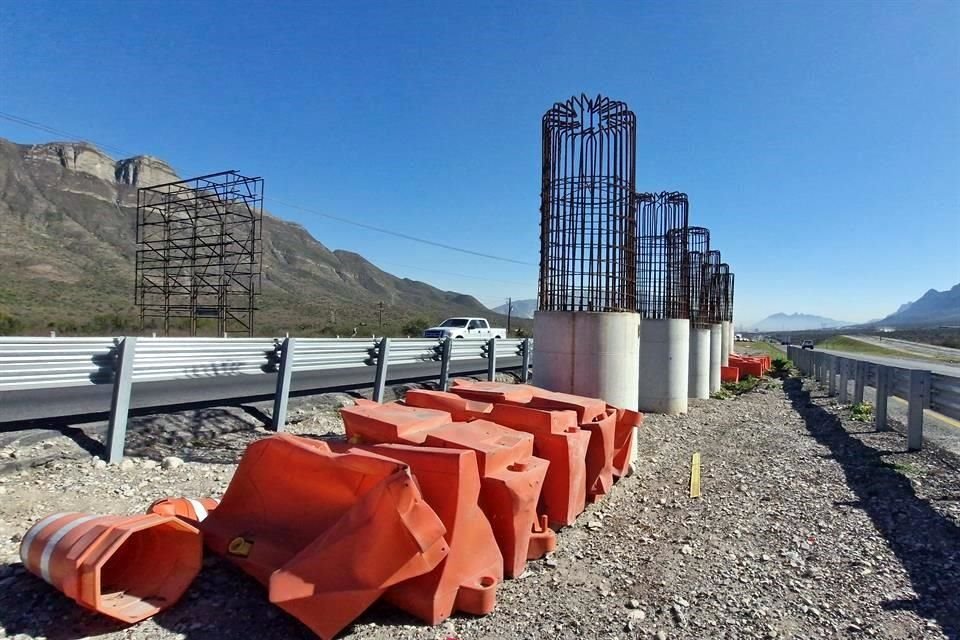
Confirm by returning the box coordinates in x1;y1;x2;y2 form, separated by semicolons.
817;346;960;376
0;357;522;426
846;334;960;363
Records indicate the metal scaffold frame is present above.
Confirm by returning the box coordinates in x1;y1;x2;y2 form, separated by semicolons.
538;94;637;312
134;170;264;336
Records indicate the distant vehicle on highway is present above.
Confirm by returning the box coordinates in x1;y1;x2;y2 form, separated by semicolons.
802;340;814;350
423;317;505;340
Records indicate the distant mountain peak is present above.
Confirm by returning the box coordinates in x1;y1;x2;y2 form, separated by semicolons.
750;312;849;332
878;282;960;327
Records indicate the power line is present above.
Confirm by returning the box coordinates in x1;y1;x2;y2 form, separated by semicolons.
0;110;538;267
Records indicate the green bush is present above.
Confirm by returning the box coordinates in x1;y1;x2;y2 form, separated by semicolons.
401;317;431;337
850;402;874;422
0;311;23;335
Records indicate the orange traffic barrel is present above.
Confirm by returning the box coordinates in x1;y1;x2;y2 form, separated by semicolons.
332;442;503;624
201;434;448;640
484;404;589;527
148;497;219;526
19;512;201;623
403;388;493;422
342;398;452;444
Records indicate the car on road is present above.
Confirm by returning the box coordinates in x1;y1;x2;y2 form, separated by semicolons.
801;340;815;350
423;317;505;340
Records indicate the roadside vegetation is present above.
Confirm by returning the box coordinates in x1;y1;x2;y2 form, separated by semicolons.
850;402;874;422
817;335;908;357
744;340;786;360
712;374;762;399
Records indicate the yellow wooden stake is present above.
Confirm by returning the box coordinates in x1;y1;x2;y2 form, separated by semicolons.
690;452;701;498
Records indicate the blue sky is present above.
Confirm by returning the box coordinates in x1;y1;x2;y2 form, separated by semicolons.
1;1;957;326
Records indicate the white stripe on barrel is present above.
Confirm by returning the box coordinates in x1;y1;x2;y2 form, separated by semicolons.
19;512;75;566
186;499;209;522
39;515;96;584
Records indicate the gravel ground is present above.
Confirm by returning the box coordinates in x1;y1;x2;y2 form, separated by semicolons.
1;372;958;640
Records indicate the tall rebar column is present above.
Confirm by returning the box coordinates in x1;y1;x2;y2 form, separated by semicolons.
667;226;710;324
702;250;723;392
538;94;637;312
636;192;689;319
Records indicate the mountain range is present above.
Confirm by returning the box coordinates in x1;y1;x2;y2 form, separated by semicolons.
748;313;851;332
874;283;960;327
0;137;522;336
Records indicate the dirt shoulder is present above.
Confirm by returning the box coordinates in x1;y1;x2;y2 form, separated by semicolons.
0;375;957;639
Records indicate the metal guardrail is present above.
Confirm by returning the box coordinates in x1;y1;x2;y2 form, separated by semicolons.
788;345;959;451
0;335;532;463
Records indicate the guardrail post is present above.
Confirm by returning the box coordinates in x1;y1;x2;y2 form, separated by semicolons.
907;369;930;451
372;337;391;402
827;354;837;396
106;337;137;464
486;338;497;381
521;338;531;383
838;358;849;403
271;338;297;432
853;360;866;404
438;337;452;391
875;365;890;431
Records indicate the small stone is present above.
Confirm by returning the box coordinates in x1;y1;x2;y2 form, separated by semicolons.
94;459;107;470
587;520;603;530
628;598;640;609
681;545;693;555
143;460;159;470
161;456;184;470
630;609;647;621
119;458;135;471
656;631;668;640
545;556;558;568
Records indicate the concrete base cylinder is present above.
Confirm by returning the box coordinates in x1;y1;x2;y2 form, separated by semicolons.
637;318;689;415
709;324;722;393
721;320;732;366
533;310;641;464
688;327;710;399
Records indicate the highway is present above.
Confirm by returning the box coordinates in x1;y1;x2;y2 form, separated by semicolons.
816;346;960;376
843;335;960;364
0;357;522;426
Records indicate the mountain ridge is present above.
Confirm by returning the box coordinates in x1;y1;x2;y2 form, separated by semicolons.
0;137;522;336
875;283;960;327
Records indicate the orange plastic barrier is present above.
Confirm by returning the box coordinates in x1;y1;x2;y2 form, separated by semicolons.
329;442;502;623
482;404;589;526
342;398;452;443
449;381;620;502
20;512;201;623
402;391;590;526
729;355;766;378
342;404;556;578
721;366;740;383
201;434;448;640
611;407;643;478
148;497;219;526
403;388;493;421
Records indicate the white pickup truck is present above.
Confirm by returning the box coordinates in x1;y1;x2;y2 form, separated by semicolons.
422;317;506;340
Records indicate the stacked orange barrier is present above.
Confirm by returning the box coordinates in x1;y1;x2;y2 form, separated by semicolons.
448;380;642;500
201;434;449;640
342;400;556;577
19;512;201;623
728;354;769;378
329;442;503;623
405;389;590;526
721;366;740;383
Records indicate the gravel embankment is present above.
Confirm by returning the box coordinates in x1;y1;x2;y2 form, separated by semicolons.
1;374;958;639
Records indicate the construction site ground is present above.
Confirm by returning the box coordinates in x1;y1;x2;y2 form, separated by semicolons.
1;367;958;639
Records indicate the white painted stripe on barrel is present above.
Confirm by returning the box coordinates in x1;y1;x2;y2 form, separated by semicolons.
39;515;96;584
186;499;208;522
19;512;74;566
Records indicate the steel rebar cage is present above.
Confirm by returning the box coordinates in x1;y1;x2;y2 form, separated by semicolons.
667;227;710;326
636;191;689;319
538;94;637;312
701;250;722;324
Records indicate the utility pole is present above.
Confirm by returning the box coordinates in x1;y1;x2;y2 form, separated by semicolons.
506;297;512;336
378;301;384;328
